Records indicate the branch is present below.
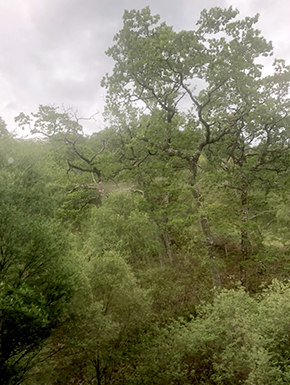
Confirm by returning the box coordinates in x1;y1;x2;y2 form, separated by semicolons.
67;184;101;194
67;161;101;180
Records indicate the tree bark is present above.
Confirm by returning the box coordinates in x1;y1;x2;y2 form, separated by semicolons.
95;357;101;385
162;194;173;262
193;188;221;287
240;173;251;288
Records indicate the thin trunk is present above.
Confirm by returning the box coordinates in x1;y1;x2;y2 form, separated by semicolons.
193;187;221;287
95;357;101;385
189;159;221;286
192;188;213;243
162;225;173;262
240;173;251;288
162;194;173;262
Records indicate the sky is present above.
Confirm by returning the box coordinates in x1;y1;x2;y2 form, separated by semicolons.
0;0;289;135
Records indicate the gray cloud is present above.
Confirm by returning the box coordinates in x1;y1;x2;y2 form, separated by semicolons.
226;0;290;60
0;0;289;134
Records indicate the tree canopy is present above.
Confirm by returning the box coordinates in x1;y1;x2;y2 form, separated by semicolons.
2;5;290;385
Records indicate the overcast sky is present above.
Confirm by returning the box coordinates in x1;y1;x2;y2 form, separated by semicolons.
0;0;289;134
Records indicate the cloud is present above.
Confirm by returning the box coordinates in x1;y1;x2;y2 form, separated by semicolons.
225;0;290;60
0;0;289;134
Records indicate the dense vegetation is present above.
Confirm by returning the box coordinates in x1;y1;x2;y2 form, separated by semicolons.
2;6;290;384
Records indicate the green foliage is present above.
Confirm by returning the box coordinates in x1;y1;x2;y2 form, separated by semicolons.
5;5;290;384
181;283;290;384
0;117;9;137
15;105;83;139
83;191;165;263
101;4;290;288
129;284;290;385
0;137;77;384
30;251;152;385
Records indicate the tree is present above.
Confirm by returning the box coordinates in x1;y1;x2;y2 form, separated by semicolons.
102;6;290;286
15;106;117;227
198;58;290;288
130;282;290;385
0;117;9;137
82;190;164;263
28;251;152;385
0;138;76;384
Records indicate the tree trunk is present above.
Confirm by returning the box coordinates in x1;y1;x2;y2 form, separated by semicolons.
240;173;251;288
188;158;221;286
193;188;221;287
162;194;173;262
95;357;101;385
162;226;173;262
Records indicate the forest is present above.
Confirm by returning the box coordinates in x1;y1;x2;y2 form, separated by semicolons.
2;6;290;385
